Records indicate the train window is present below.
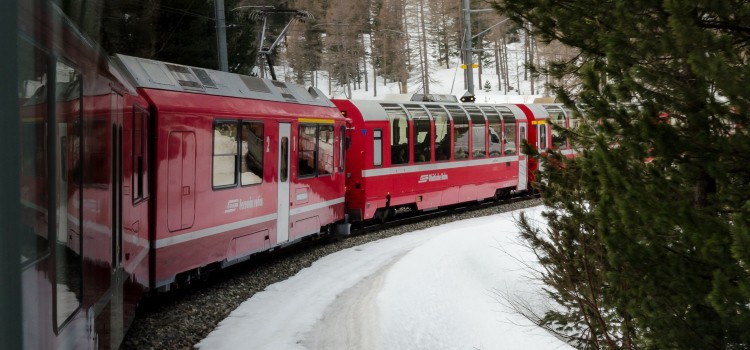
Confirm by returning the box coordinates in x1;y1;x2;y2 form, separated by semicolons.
427;106;450;161
280;137;289;182
464;106;486;159
298;124;317;178
213;121;239;188
338;125;345;172
18;38;50;265
240;122;264;185
499;107;517;155
539;123;548;151
373;129;383;167
445;106;469;160
406;105;431;163
54;59;83;329
383;104;409;165
481;107;502;157
133;105;149;203
544;105;568;149
318;124;334;176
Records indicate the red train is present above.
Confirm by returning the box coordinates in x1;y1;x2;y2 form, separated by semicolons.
13;1;576;348
333;99;576;222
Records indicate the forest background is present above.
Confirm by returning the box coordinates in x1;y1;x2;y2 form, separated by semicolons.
59;0;576;99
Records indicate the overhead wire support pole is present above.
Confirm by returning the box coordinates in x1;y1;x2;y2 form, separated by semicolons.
462;0;475;96
215;0;228;72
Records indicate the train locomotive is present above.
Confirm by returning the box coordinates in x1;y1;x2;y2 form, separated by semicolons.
14;1;575;348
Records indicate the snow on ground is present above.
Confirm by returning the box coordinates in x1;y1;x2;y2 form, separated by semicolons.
196;206;571;350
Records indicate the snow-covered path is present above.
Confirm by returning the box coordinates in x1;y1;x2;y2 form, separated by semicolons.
196;206;571;350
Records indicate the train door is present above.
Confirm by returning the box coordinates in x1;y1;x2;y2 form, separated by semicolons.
518;122;528;191
276;123;291;244
167;131;196;231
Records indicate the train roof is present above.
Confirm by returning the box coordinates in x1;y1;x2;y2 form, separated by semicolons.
113;54;335;108
342;99;533;122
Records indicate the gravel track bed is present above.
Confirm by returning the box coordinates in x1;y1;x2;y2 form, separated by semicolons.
121;198;542;349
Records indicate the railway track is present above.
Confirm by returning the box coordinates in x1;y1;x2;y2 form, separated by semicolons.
121;194;542;349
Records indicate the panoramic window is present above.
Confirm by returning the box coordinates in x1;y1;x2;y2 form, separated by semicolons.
383;104;409;165
498;106;517;155
427;106;450;161
464;106;486;159
481;106;503;157
213;121;238;187
544;105;568;149
406;105;431;163
445;105;468;160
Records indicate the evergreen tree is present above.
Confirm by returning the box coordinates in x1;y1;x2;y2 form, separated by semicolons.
491;0;750;348
483;80;491;92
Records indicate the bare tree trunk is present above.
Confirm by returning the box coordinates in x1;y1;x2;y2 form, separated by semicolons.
419;0;429;94
478;38;483;92
403;6;412;70
523;25;529;82
419;0;430;94
502;35;509;93
494;36;501;92
362;33;368;92
528;22;535;94
371;33;377;97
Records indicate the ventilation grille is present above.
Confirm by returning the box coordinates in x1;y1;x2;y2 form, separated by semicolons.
240;76;272;94
191;68;217;89
271;81;297;102
165;64;204;91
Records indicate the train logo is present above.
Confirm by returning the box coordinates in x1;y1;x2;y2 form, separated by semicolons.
418;172;449;183
224;197;265;213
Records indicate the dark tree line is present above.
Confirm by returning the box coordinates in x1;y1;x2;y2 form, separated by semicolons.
492;0;750;348
59;0;260;74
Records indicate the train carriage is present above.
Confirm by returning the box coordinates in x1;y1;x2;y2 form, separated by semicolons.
114;55;349;290
334;99;532;222
334;99;576;223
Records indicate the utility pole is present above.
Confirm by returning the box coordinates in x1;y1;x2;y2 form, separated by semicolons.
215;0;228;72
462;0;474;96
